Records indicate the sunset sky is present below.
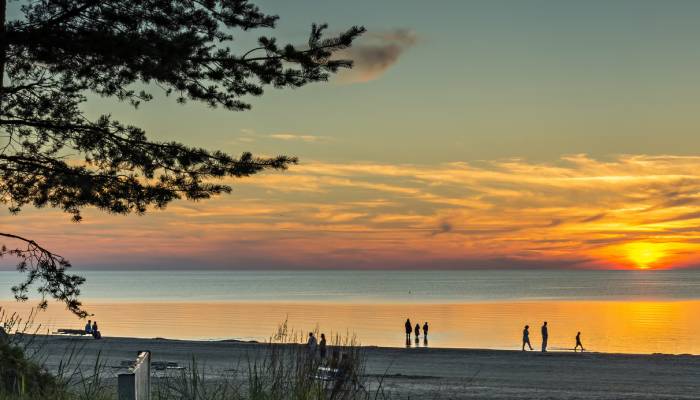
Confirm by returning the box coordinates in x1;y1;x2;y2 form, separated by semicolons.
4;0;700;270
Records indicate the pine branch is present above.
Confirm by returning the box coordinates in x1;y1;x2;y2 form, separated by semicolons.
0;233;86;317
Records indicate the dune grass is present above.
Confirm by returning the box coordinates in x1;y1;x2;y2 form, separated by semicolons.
152;323;386;400
1;311;393;400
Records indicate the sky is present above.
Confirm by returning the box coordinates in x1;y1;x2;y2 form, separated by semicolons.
4;0;700;270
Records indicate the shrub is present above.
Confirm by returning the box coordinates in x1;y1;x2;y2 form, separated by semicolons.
0;338;62;397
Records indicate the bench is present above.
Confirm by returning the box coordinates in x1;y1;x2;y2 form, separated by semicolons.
54;329;90;336
314;366;342;381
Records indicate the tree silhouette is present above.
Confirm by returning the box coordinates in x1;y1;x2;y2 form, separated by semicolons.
0;0;364;317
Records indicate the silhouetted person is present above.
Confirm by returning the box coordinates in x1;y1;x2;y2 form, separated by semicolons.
307;332;318;355
414;323;420;338
522;325;533;351
85;319;92;334
405;318;412;339
92;321;101;340
541;321;548;352
423;322;429;338
575;331;584;352
319;333;327;359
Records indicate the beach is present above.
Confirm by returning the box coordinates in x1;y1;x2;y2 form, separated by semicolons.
30;335;700;399
5;270;700;398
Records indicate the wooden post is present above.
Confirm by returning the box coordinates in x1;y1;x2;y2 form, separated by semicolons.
117;374;136;400
118;351;151;400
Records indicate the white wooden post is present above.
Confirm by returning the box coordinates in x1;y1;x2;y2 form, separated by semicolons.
118;351;151;400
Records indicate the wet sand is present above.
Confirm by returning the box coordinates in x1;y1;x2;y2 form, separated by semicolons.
26;335;700;399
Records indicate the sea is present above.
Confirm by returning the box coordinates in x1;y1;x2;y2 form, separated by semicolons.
1;269;699;355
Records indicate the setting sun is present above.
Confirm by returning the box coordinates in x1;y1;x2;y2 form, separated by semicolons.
625;242;668;269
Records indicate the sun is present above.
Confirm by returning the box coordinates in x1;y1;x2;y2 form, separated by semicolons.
624;242;668;269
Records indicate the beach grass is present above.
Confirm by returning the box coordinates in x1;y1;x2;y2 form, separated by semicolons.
1;310;391;400
151;323;383;400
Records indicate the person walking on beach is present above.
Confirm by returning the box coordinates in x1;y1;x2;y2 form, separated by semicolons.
522;325;533;351
423;322;429;338
405;318;412;340
574;331;584;352
319;333;327;359
414;323;420;338
307;332;318;355
541;321;548;352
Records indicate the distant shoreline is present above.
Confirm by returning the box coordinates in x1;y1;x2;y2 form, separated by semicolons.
37;333;700;358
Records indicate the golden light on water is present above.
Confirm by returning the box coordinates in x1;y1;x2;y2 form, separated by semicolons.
3;300;700;355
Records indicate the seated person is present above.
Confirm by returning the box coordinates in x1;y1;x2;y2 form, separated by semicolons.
85;320;93;334
91;321;101;339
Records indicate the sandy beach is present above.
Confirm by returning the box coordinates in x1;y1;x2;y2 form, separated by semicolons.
25;335;700;399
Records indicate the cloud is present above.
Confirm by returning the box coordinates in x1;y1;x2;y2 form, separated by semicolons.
581;213;606;223
229;154;700;269
336;29;418;84
230;129;328;144
8;154;700;270
268;133;327;143
547;219;564;227
227;128;258;145
431;221;453;236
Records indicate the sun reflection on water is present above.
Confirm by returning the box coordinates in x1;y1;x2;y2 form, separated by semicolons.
2;299;699;355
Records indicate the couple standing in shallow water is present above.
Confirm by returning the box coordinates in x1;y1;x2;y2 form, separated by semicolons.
522;321;548;352
522;322;585;352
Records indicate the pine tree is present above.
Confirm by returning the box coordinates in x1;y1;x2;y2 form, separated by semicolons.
0;0;364;316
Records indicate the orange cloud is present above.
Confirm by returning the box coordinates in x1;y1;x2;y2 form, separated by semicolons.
3;154;700;270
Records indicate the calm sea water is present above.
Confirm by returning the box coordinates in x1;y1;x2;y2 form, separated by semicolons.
2;270;700;354
4;269;700;302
